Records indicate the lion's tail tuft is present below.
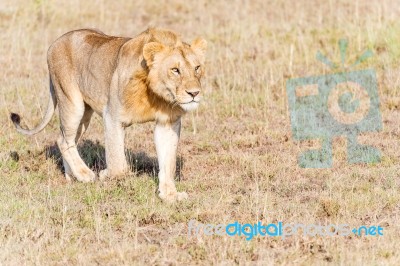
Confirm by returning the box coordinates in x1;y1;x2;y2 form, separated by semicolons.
10;79;57;136
10;113;21;124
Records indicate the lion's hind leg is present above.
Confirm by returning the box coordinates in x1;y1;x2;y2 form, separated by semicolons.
53;80;96;182
75;104;94;144
57;105;96;182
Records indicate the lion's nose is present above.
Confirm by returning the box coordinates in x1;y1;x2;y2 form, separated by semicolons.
186;90;200;98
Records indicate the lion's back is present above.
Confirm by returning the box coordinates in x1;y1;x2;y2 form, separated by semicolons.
46;29;131;113
47;29;129;69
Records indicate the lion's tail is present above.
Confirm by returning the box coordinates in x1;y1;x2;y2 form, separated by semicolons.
10;79;57;136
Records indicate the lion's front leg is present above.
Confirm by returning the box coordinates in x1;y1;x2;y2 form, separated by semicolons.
154;118;187;202
100;107;129;180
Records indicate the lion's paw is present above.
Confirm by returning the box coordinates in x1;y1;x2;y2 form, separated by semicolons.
75;168;96;183
64;172;73;182
98;169;108;181
98;168;129;181
159;190;188;203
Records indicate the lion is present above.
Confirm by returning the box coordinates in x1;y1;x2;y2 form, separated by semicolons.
10;28;207;202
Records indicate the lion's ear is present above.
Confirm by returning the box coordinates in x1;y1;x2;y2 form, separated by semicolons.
191;38;207;63
143;42;165;65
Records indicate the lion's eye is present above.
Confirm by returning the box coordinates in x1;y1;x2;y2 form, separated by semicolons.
171;68;180;75
195;65;201;73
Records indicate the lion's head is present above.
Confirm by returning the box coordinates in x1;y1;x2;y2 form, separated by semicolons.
143;38;207;112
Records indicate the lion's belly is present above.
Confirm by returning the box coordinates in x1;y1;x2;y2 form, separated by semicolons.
81;92;107;115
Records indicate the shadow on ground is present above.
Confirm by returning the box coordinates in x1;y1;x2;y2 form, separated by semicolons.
44;139;184;182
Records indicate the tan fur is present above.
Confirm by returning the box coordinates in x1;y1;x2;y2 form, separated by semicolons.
11;28;207;202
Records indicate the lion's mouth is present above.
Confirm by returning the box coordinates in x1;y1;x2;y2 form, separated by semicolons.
179;101;200;111
181;100;199;104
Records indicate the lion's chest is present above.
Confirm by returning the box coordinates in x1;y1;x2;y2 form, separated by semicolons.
122;98;174;125
121;83;182;125
124;101;157;124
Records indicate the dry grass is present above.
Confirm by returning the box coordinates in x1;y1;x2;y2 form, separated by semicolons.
1;0;400;265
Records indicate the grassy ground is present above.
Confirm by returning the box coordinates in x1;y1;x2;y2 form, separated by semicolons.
1;0;400;265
